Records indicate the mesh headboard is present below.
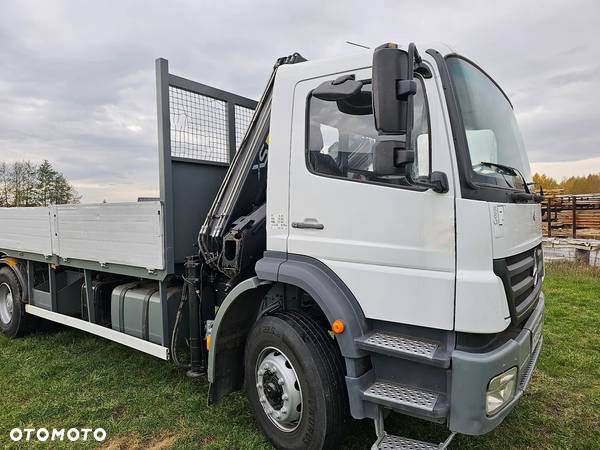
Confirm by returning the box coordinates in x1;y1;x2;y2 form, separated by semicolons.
156;58;258;272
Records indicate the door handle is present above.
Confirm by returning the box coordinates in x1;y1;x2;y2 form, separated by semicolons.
291;221;324;230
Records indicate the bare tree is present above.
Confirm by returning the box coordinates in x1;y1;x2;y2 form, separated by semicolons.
0;162;9;207
0;160;81;207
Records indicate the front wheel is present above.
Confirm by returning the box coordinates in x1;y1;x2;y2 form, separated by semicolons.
244;311;349;450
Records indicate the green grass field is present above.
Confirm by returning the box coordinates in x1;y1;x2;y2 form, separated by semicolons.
1;262;599;449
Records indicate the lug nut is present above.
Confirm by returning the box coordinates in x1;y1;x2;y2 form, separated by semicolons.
282;394;288;401
278;378;284;385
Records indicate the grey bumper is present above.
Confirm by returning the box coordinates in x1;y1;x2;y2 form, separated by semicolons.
449;293;545;435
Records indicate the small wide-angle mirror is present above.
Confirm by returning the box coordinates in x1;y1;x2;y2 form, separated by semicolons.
313;74;363;101
337;89;372;115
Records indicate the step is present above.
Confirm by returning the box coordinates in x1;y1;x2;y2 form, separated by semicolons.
374;434;439;450
363;381;448;419
356;331;450;368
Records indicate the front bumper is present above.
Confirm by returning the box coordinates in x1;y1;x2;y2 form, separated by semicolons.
449;292;545;435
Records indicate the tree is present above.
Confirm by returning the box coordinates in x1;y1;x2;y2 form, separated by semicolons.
560;173;600;195
34;160;80;206
0;160;80;207
34;160;55;207
533;173;559;192
533;172;600;195
13;161;37;206
0;162;9;207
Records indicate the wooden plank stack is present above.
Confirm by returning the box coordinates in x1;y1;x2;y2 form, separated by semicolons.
540;193;600;239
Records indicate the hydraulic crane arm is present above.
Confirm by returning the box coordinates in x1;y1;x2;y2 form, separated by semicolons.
198;53;306;277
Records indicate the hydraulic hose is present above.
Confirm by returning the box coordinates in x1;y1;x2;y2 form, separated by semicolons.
171;279;190;369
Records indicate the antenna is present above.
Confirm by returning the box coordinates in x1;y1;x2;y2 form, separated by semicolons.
346;41;370;49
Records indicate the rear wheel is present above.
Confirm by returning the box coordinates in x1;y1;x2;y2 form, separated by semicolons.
0;266;28;338
245;311;349;450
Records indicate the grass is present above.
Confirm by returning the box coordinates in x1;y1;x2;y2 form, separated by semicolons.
0;262;599;449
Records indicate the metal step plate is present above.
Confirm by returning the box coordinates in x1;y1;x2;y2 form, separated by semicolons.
377;434;438;450
358;331;438;359
364;381;439;412
519;337;543;389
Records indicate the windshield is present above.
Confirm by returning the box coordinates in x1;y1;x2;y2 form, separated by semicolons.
447;56;532;190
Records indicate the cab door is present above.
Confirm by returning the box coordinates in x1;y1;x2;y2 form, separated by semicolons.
287;65;456;330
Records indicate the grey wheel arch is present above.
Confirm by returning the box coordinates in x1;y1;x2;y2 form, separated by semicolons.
0;257;27;303
207;277;273;404
256;252;369;359
207;252;369;405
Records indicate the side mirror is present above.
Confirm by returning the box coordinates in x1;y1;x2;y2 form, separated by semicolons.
372;43;416;176
371;43;449;193
372;43;415;135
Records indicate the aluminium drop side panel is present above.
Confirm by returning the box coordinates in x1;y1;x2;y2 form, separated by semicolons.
54;202;165;271
0;207;53;256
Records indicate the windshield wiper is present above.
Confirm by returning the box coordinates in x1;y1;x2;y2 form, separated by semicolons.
476;161;544;203
477;161;526;188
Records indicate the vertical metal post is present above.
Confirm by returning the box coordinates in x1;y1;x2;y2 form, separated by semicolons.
547;197;552;237
185;256;205;377
48;264;57;312
159;280;171;350
83;269;95;323
227;101;237;162
572;196;577;239
156;58;175;274
26;260;35;304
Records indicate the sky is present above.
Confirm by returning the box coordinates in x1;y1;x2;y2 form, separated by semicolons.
1;0;599;203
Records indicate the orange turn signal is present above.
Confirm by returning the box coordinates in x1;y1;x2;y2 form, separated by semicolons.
332;320;345;334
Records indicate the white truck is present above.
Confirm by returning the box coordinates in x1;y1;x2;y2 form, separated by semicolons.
0;42;545;450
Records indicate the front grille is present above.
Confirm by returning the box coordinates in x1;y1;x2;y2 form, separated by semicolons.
493;244;543;325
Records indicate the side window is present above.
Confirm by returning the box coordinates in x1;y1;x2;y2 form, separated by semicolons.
306;77;430;186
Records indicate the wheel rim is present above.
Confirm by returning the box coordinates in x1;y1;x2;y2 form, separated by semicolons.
0;282;14;325
255;346;303;432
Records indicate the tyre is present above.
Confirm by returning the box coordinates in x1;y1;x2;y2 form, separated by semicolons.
0;265;28;338
244;311;349;450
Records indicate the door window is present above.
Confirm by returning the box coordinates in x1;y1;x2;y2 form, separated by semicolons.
306;77;430;186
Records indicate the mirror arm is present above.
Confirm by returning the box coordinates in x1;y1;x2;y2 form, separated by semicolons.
406;170;449;194
396;80;417;99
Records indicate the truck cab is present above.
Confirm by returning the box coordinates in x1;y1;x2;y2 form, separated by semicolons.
220;43;544;448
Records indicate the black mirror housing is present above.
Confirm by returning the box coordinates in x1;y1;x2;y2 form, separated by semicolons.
371;42;417;179
373;140;414;176
372;44;413;135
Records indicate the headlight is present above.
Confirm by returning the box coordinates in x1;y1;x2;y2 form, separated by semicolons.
486;367;518;416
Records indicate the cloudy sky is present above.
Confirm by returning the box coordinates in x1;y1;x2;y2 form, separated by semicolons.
1;0;599;202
